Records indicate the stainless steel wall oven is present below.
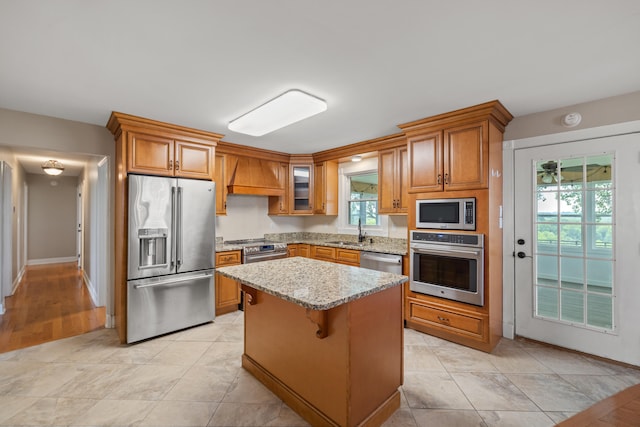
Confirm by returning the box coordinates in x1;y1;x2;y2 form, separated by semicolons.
410;230;484;306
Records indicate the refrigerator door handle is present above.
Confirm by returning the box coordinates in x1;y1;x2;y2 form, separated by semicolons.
170;186;177;268
177;186;183;267
133;272;214;289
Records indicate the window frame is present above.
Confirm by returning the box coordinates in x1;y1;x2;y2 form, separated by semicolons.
337;157;388;236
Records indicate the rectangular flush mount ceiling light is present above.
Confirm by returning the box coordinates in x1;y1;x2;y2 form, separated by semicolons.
228;89;327;136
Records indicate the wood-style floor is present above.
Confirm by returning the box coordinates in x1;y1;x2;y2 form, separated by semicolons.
0;262;105;353
557;383;640;427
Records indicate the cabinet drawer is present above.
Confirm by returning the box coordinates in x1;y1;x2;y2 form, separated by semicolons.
336;248;360;266
409;301;485;338
311;245;336;261
216;251;241;266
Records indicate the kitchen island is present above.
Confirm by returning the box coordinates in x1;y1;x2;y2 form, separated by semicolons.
216;257;408;427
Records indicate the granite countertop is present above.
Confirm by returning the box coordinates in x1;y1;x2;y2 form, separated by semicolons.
216;233;407;255
216;257;408;310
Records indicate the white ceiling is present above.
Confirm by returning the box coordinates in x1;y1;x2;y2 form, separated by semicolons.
1;1;639;156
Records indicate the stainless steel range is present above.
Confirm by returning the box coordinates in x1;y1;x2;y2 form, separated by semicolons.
224;238;288;263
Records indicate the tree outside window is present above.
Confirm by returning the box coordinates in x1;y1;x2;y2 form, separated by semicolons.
348;172;378;226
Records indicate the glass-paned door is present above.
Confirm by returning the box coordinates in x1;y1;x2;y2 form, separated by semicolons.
512;133;640;364
534;155;614;330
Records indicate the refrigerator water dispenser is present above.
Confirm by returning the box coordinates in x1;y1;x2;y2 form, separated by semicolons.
138;228;168;268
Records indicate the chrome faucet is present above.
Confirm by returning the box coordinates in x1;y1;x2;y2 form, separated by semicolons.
358;218;366;243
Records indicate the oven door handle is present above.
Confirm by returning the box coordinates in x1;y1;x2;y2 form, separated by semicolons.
244;252;287;263
411;247;482;257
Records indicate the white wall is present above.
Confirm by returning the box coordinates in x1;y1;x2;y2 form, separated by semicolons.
26;174;78;263
216;195;304;241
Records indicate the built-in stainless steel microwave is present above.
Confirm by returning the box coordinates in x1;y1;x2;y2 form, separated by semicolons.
416;198;476;230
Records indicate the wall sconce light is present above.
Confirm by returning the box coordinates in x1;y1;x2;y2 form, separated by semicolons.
42;160;64;176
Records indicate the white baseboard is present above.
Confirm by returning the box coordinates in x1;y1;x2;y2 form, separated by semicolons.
503;322;515;339
27;256;77;266
11;265;25;294
0;301;4;315
82;270;99;307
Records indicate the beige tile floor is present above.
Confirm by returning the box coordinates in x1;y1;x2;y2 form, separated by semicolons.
1;310;639;427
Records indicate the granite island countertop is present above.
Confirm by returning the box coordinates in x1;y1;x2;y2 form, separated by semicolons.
216;257;408;311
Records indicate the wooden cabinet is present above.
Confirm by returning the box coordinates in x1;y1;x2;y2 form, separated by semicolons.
313;161;338;215
335;248;360;266
287;244;298;257
378;145;408;214
215;250;242;315
311;245;336;261
406;121;488;193
215;153;227;215
309;245;361;266
290;160;314;214
127;131;215;180
107;112;223;344
298;244;310;257
287;243;311;258
406;296;489;349
268;162;290;215
399;100;513;353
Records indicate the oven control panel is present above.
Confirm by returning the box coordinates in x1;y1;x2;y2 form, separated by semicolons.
411;231;483;247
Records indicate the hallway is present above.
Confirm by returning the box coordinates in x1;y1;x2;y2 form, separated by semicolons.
0;262;105;353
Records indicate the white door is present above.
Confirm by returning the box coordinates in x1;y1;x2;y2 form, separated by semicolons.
1;162;13;303
77;186;82;269
514;133;640;365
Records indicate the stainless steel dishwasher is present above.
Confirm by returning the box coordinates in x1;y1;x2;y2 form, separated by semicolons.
360;251;403;274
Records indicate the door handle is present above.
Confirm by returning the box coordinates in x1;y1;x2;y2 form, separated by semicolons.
517;251;527;258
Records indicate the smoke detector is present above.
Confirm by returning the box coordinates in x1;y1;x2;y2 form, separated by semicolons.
562;112;582;128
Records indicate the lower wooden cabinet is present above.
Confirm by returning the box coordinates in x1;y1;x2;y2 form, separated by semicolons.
405;292;490;351
311;245;336;261
335;248;360;266
215;250;242;315
309;245;360;266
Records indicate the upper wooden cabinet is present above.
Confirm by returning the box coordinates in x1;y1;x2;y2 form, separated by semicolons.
107;112;221;183
215;153;227;215
399;101;513;194
127;131;214;180
268;162;290;215
378;145;408;214
313;161;338;215
289;157;314;214
406;122;488;193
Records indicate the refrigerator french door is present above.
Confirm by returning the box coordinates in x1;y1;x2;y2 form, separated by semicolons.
127;174;215;343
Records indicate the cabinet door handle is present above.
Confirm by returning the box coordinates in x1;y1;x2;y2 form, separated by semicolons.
175;160;180;171
437;316;450;323
437;174;442;185
169;160;173;170
444;173;449;185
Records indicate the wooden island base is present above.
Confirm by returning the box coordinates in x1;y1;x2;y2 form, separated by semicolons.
241;285;403;427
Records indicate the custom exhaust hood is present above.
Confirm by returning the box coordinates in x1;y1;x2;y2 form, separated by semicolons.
226;155;285;196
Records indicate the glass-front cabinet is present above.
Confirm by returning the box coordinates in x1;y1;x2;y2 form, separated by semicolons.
290;162;313;214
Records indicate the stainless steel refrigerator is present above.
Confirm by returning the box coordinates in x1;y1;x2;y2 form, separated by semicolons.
127;174;215;343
